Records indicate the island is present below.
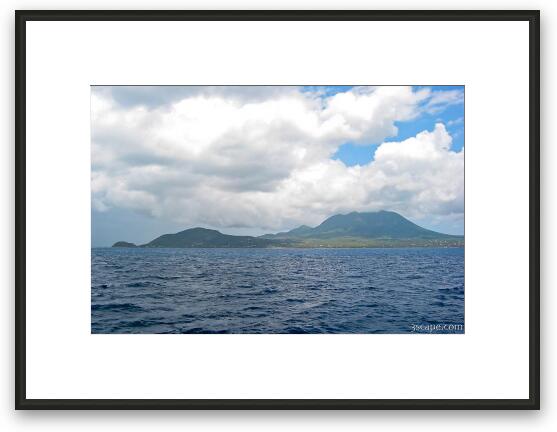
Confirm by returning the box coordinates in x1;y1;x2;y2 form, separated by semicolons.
111;211;464;249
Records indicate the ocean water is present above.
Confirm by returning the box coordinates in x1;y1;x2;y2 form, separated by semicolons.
91;247;464;334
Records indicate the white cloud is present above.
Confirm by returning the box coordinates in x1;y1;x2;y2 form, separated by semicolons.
91;86;464;233
320;86;430;144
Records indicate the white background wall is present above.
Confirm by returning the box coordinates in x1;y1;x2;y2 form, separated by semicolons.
0;0;552;431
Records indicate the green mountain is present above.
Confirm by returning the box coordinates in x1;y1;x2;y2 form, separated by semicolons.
111;211;464;248
260;211;463;247
262;211;457;240
141;227;279;248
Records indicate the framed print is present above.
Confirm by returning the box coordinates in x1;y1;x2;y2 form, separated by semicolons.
15;10;540;409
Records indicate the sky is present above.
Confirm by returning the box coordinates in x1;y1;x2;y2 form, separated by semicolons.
91;85;464;247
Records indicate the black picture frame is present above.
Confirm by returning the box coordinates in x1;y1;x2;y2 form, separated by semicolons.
15;9;540;410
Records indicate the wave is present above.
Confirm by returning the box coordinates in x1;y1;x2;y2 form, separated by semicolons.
92;303;143;312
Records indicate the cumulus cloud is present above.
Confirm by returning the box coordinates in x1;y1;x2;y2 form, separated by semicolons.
91;86;464;233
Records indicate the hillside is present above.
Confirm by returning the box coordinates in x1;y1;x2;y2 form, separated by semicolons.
143;227;279;248
111;241;137;248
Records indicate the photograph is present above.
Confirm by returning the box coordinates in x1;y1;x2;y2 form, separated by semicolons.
91;85;465;334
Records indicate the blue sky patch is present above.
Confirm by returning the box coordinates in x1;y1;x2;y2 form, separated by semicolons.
332;85;464;167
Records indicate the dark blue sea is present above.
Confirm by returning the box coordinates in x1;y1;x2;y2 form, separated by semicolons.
91;247;464;334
